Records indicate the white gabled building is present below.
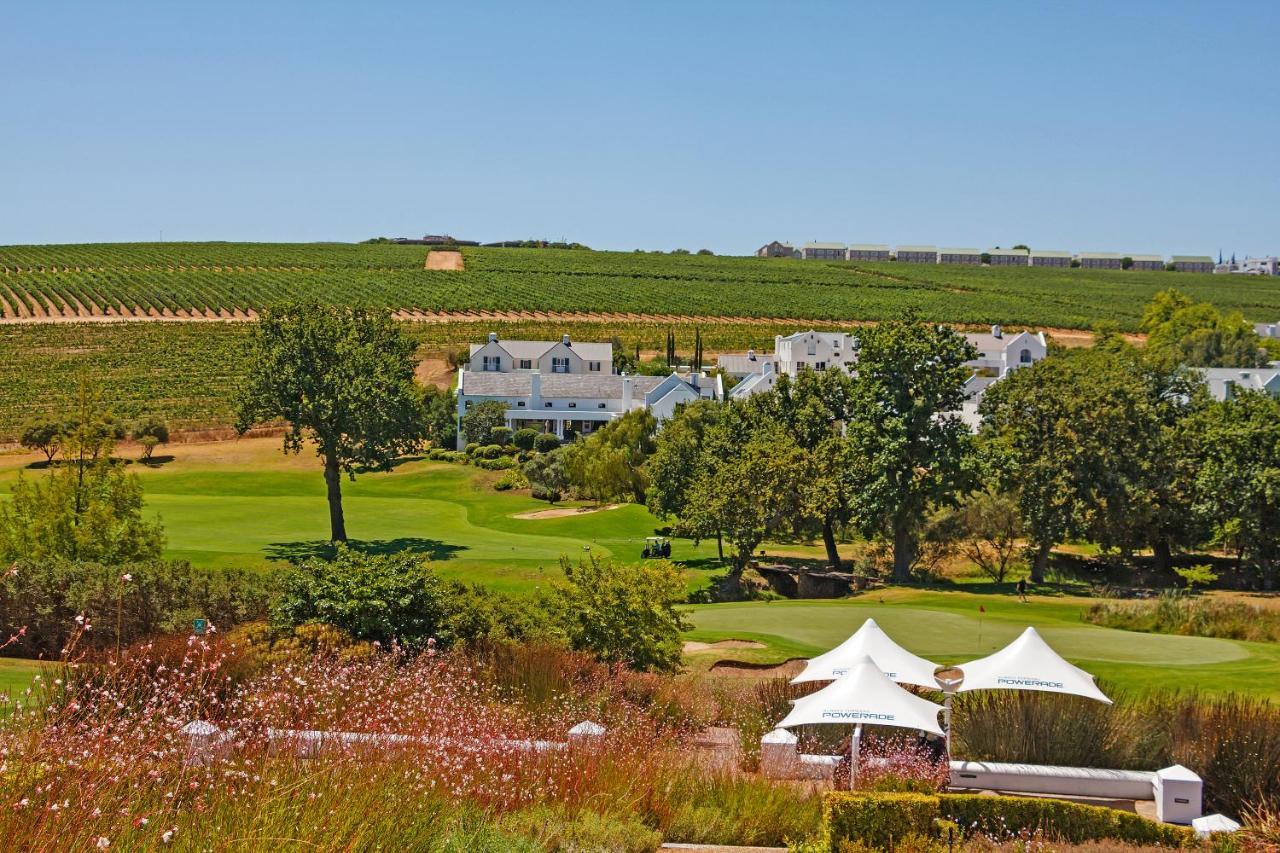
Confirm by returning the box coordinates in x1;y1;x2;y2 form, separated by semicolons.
773;330;860;375
456;334;719;448
1198;367;1280;401
469;332;612;375
963;325;1048;378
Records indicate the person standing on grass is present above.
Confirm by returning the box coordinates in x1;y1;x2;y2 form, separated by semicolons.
1016;576;1028;603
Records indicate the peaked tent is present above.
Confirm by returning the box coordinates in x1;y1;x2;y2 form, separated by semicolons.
955;626;1111;704
791;617;940;689
778;655;945;735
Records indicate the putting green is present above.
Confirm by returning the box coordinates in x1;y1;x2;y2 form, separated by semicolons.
684;593;1280;698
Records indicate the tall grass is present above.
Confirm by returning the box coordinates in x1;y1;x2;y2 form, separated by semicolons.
1083;592;1280;643
0;633;821;850
953;688;1280;817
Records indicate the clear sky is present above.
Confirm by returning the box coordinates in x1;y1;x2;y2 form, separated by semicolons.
3;1;1276;256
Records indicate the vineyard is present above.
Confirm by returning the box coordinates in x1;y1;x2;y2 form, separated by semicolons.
3;242;1279;329
0;319;803;441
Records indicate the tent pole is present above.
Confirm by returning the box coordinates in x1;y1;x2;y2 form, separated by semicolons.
850;723;862;790
943;692;953;759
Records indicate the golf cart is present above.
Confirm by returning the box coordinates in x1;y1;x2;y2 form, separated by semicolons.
641;536;671;559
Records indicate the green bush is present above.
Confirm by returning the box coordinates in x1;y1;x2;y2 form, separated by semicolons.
478;444;505;459
0;557;274;658
489;425;513;447
493;468;528;491
821;793;1194;850
512;428;539;451
464;442;480;456
533;432;561;453
474;455;517;471
824;793;939;851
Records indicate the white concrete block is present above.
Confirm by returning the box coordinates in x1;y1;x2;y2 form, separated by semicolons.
1155;764;1202;824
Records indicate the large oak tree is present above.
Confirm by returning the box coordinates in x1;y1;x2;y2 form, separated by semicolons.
235;302;426;543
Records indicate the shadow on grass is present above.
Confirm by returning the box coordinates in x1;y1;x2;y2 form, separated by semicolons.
264;537;468;563
137;455;177;468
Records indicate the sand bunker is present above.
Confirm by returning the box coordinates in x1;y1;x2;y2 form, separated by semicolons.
512;503;622;520
682;640;767;653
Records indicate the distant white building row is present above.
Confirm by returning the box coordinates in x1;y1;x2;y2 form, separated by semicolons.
719;326;1049;430
755;241;1218;272
1216;256;1280;276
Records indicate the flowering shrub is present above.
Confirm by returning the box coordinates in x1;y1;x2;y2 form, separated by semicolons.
850;733;950;793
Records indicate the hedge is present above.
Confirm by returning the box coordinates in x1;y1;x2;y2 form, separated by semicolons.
823;792;1195;850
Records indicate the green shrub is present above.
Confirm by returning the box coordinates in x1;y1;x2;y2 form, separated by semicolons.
821;793;1195;850
0;557;274;658
493;468;528;491
474;455;517;471
464;442;480;456
512;428;539;451
478;444;505;459
489;425;513;447
823;793;938;850
533;432;561;453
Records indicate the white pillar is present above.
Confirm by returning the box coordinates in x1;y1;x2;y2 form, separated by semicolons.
555;419;565;438
850;723;863;790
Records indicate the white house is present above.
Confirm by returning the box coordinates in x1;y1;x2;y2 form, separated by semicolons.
468;332;612;375
1254;322;1280;339
774;330;860;375
963;326;1048;378
456;335;720;448
1198;367;1280;401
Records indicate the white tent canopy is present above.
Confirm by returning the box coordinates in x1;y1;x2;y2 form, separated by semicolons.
955;627;1111;704
792;617;940;688
778;655;945;736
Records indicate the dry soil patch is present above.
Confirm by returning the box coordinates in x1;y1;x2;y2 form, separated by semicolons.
424;250;464;270
512;504;622;520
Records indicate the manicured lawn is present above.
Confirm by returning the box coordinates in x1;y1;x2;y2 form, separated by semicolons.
683;589;1280;699
0;658;45;704
0;439;829;594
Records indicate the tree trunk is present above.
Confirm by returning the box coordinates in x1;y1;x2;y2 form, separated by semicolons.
716;530;724;563
891;525;916;583
822;516;842;570
1152;539;1172;574
324;453;347;543
1031;541;1051;584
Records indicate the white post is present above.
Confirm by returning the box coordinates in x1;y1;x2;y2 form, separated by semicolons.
850;722;863;790
944;692;953;758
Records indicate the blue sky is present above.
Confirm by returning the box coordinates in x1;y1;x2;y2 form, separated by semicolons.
3;1;1276;256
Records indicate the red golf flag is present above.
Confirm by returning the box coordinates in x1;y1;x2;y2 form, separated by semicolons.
979;605;985;613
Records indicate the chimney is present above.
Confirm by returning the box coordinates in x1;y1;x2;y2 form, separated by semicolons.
691;371;700;390
561;334;571;346
991;324;1002;339
530;370;541;404
621;374;633;410
488;331;498;343
747;348;756;361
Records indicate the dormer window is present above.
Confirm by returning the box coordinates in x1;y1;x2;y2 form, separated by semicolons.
482;355;501;371
519;359;532;370
552;357;570;374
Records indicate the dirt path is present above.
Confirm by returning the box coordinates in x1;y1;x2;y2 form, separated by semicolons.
512;503;622;520
424;250;464;270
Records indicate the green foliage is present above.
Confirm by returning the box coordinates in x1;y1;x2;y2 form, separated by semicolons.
845;314;977;580
553;555;689;672
1192;391;1280;589
1084;592;1280;643
533;432;561;453
644;400;723;526
492;467;528;491
19;418;62;461
951;490;1025;582
523;449;570;502
501;806;660;853
0;387;164;564
489;425;513;446
564;409;656;504
1176;563;1219;589
821;792;1192;849
235;301;426;542
421;384;458;449
271;547;453;649
511;427;538;451
460;400;506;446
129;415;169;459
1142;288;1268;368
0;557;273;658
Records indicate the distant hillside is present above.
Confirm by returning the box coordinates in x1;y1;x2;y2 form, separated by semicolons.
2;242;1277;330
